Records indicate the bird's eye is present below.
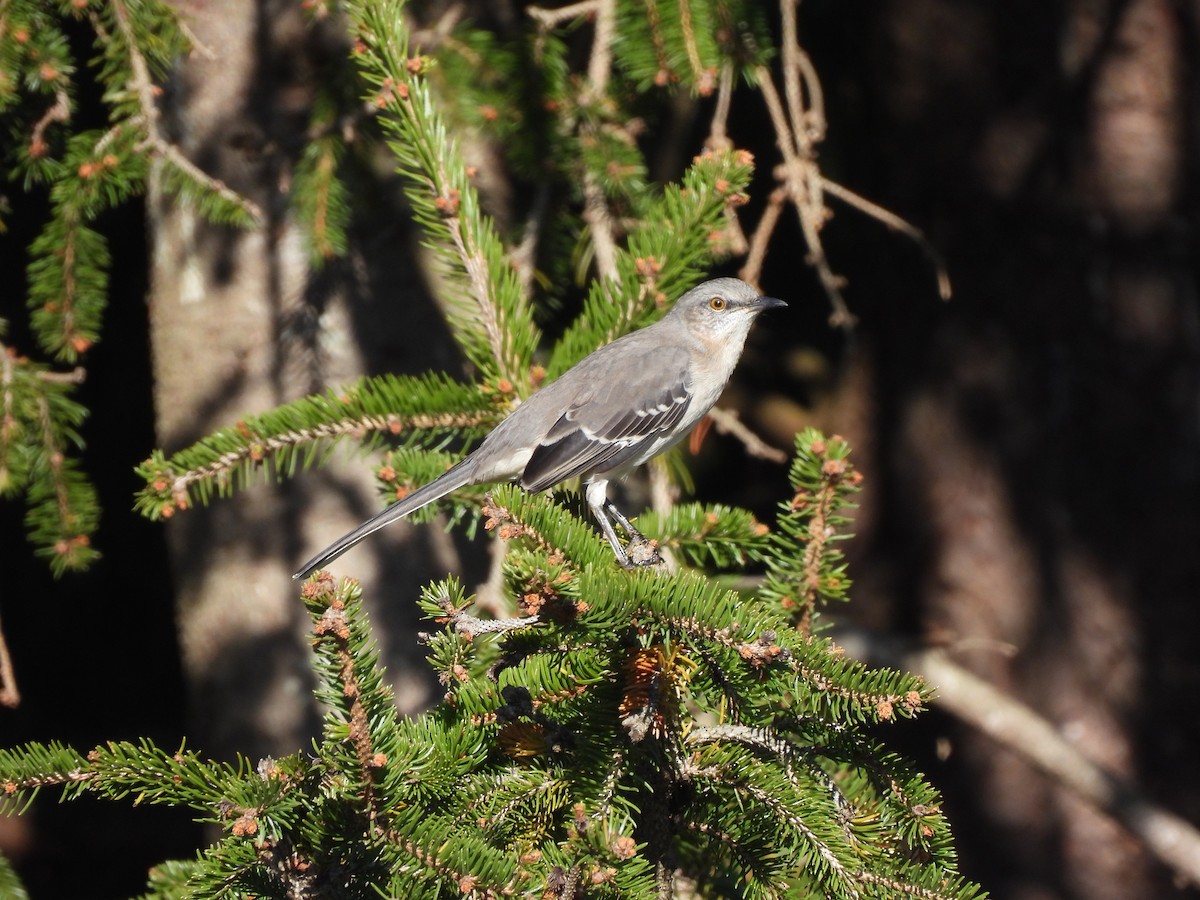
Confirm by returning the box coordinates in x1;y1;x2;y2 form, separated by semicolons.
709;296;727;311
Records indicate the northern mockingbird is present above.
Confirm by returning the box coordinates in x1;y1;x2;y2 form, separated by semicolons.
295;277;785;577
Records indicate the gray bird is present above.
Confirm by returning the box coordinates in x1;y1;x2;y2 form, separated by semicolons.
294;277;785;578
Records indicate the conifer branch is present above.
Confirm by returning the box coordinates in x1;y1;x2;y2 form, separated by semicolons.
681;758;857;888
97;0;264;225
862;638;1200;889
306;576;383;822
135;374;497;519
345;0;539;390
738;0;949;320
434;587;541;638
527;0;601;30
547;146;755;377
7;426;982;896
0;6;987;893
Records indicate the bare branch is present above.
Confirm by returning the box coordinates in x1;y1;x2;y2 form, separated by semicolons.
840;626;1200;889
705;63;736;151
706;407;787;463
754;67;855;328
527;0;601;30
740;185;787;288
821;177;953;300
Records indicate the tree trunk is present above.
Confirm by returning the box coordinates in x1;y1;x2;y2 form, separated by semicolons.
149;0;465;761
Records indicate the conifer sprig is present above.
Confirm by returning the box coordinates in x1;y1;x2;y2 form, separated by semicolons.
342;0;540;392
547;146;755;378
611;0;775;94
636;500;773;569
0;346;99;574
134;372;498;520
11;0;259;365
2;0;264;574
760;428;862;633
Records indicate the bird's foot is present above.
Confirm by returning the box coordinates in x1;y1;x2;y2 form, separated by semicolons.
625;535;664;569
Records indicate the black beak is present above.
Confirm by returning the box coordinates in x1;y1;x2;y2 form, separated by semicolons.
755;295;787;311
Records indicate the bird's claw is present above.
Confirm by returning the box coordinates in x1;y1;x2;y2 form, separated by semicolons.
625;535;664;569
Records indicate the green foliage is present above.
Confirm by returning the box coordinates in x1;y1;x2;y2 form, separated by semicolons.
760;429;861;633
546;147;754;379
0;432;983;899
0;852;30;900
133;372;499;520
0;341;100;574
345;0;543;393
0;0;261;571
637;500;773;569
611;0;775;94
131;0;755;523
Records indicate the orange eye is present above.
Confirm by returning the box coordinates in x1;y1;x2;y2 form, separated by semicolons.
709;296;726;311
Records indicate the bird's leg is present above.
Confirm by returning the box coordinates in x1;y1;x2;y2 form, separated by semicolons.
589;496;634;569
586;480;662;568
602;498;645;542
607;498;663;567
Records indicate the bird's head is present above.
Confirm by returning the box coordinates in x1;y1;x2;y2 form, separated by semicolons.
671;277;787;340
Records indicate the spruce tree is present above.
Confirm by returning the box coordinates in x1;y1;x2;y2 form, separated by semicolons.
1;0;983;896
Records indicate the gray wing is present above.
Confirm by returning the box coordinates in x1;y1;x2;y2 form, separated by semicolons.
520;345;693;492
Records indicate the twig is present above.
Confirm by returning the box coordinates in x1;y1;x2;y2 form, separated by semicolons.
582;179;620;281
448;608;540;638
580;0;620;281
754;66;855;328
511;183;550;298
176;18;217;60
0;613;19;708
920;647;1200;887
839;626;1200;888
820;177;952;300
527;0;601;29
705;63;735;151
29;89;70;157
409;2;465;48
739;185;787;288
586;0;615;89
741;2;946;325
755;64;798;161
36;366;87;385
705;406;788;463
779;0;809;155
647;461;680;573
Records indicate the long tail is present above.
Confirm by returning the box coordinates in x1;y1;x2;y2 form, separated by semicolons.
293;457;476;580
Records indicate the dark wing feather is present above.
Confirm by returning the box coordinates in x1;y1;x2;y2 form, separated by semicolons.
521;430;646;492
520;347;692;492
